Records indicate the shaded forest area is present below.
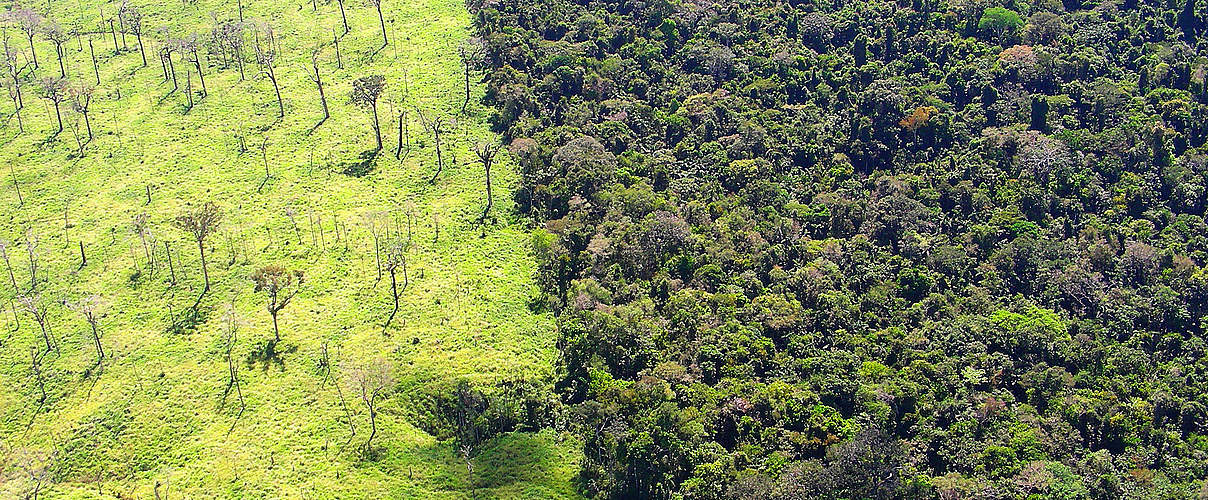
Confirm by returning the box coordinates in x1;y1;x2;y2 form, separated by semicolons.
460;0;1208;497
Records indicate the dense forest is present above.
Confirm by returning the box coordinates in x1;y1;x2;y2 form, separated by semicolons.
460;0;1208;497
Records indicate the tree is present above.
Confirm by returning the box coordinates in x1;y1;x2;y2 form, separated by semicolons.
19;294;54;352
68;295;105;365
458;39;484;115
7;7;41;70
350;75;386;150
181;35;206;97
69;81;95;142
2;37;27;133
369;0;387;48
119;2;147;66
37;76;68;135
336;0;350;35
42;21;68;78
250;265;303;342
381;242;406;332
255;24;283;117
416;109;450;183
473;140;502;222
306;48;329;126
979;7;1023;41
351;357;394;454
174;202;221;306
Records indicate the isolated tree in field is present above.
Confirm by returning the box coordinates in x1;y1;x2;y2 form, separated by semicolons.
306;48;329;125
69;295;105;364
38;76;68;135
2;41;26;132
43;21;68;78
254;24;283;117
119;3;147;66
7;8;41;70
19;294;54;352
351;357;394;453
69;81;95;142
473;140;502;222
457;39;484;115
415;109;450;183
368;0;387;48
221;303;246;416
350;75;386;150
174;202;221;304
250;265;303;342
381;241;406;332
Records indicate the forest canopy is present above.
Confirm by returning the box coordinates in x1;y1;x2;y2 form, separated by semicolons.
468;0;1208;497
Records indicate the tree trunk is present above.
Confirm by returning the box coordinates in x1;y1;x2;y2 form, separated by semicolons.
89;39;100;85
338;0;349;34
376;3;387;47
137;32;147;66
53;101;63;134
271;311;280;342
193;51;207;96
371;104;382;150
269;72;284;117
27;35;37;69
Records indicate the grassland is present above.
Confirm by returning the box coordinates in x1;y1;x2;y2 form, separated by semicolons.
0;0;579;497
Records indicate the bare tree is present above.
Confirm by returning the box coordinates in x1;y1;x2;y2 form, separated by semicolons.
415;109;449;183
69;295;104;364
250;265;303;342
368;0;387;48
306;48;328;126
351;357;394;454
473;140;502;222
350;75;386;150
0;240;17;290
69;81;95;142
254;24;283;117
180;35;206;97
336;0;349;35
119;2;147;66
7;7;41;70
18;294;54;352
29;345;47;402
457;39;484;116
381;241;406;332
42;21;68;78
221;302;245;421
11;447;53;499
174;202;221;306
87;38;99;85
37;76;68;135
2;37;27;133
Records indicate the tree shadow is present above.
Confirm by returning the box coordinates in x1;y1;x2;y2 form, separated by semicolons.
341;149;379;177
246;338;296;372
167;305;209;335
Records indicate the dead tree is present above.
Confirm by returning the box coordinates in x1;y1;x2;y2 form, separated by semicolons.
255;24;283;118
352;358;394;454
119;2;147;66
38;76;68;135
88;38;99;85
457;39;484;116
133;213;154;273
250;265;303;342
23;229;38;292
473;141;502;223
218;21;247;81
180;35;206;97
0;240;16;290
69;295;105;364
2;39;26;133
43;21;68;78
381;241;406;332
415;109;449;183
306;48;329;126
19;294;54;352
29;345;46;402
8;8;41;70
368;0;387;48
350;75;386;150
221;303;245;419
69;81;95;142
174;202;221;308
336;0;350;35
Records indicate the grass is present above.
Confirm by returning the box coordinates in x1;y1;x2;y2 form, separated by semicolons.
0;0;580;497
